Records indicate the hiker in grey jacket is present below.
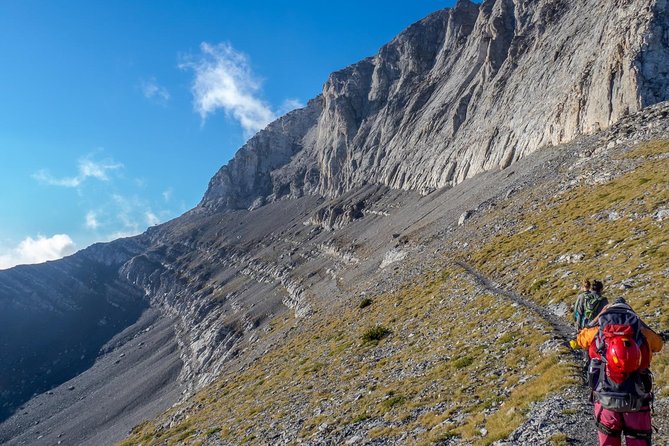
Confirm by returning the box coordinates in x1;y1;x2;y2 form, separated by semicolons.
574;279;608;330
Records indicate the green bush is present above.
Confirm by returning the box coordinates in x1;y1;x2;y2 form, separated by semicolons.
358;297;373;309
529;278;548;292
206;427;222;436
452;356;474;369
362;325;390;343
381;394;406;411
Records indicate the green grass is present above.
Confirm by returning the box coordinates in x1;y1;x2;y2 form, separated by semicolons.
119;268;565;445
469;139;669;393
358;297;373;309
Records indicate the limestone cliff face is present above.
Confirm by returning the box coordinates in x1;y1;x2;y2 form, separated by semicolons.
201;0;669;209
200;99;323;210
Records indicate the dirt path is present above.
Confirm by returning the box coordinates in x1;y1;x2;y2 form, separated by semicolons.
455;260;576;342
455;261;600;446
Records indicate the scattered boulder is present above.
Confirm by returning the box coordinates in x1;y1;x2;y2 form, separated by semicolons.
556;253;585;264
380;249;408;269
619;278;635;289
458;210;474;226
654;208;669;221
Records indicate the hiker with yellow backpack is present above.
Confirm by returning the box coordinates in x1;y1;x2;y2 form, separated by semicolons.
571;297;663;446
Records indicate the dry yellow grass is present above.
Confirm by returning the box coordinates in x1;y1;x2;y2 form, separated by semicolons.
469;140;669;393
119;269;569;445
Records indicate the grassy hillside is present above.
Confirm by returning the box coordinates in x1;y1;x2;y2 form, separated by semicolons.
468;140;669;392
119;140;668;445
119;267;572;445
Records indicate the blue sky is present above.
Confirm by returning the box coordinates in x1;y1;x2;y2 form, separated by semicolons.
0;0;459;269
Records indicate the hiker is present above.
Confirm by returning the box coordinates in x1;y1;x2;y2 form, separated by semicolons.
571;297;663;446
574;279;608;330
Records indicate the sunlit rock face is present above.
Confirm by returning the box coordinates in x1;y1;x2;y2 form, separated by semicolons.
202;0;669;210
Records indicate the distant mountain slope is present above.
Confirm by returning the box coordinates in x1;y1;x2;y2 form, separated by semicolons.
0;239;148;422
201;0;669;210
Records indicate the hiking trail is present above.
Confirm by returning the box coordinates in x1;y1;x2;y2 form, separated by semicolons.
455;260;599;446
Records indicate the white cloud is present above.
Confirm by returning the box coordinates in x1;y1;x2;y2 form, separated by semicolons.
85;211;99;230
145;211;160;226
107;194;163;237
0;234;76;270
278;98;304;115
162;187;173;202
111;193;140;235
31;169;81;187
180;42;277;135
33;154;123;188
141;78;170;103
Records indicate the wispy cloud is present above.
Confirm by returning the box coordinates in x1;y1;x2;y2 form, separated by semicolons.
85;211;99;230
278;98;304;115
33;154;123;188
162;187;173;203
24;151;176;253
145;211;160;226
107;193;165;238
111;193;141;236
141;77;170;104
0;234;76;270
180;42;277;135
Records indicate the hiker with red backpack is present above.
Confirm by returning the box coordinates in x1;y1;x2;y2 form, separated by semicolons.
572;297;663;446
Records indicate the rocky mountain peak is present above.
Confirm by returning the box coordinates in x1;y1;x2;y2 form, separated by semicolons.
200;0;669;212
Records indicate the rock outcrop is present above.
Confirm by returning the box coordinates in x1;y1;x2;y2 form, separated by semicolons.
201;0;669;210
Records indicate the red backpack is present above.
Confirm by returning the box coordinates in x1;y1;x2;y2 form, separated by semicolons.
588;303;652;412
603;326;642;383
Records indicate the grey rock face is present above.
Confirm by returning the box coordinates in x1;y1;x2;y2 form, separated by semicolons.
201;0;669;210
200;98;323;210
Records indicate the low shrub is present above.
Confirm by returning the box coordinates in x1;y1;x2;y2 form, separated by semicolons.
362;325;390;343
358;298;373;309
452;356;474;369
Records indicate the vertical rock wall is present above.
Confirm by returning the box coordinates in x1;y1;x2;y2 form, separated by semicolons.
201;0;669;209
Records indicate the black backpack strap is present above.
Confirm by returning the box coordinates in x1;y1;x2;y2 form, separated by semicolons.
596;419;622;437
622;426;652;445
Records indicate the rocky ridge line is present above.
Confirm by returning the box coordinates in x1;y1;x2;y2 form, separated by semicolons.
201;0;669;211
